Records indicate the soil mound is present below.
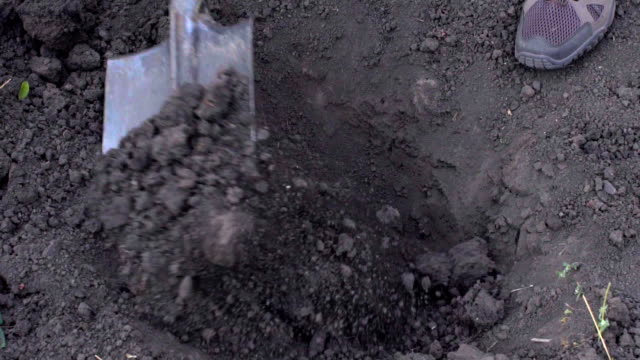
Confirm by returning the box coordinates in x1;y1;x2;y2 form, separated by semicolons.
91;72;502;358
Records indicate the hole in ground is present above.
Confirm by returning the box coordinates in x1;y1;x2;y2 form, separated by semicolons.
0;274;9;294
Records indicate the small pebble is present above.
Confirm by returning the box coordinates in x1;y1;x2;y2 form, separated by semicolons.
532;80;542;92
594;177;603;191
603;180;617;195
340;264;353;278
256;128;270;141
420;38;439;52
342;218;356;230
541;163;554;177
336;234;354;255
376;205;400;225
521;85;535;98
610;230;624;248
254;180;269;194
401;272;415;293
77;302;92;318
293;178;308;188
177;276;193;304
604;167;615;180
421;276;432;292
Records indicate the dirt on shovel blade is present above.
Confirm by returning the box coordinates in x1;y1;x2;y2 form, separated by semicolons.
2;0;640;360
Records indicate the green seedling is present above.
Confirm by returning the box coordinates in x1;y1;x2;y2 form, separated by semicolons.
557;262;580;279
575;282;584;301
18;81;29;100
0;311;5;349
564;308;573;316
598;282;612;333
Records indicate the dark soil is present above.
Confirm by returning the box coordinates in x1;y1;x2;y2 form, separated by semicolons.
2;0;640;359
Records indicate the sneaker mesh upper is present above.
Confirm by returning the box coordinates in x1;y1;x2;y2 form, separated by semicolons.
587;4;604;20
522;0;582;47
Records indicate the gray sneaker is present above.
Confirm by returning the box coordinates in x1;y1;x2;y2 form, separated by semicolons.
515;0;616;69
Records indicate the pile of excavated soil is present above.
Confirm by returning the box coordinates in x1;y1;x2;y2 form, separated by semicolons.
91;73;503;359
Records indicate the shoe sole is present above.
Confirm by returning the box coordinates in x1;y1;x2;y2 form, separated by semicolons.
515;2;616;70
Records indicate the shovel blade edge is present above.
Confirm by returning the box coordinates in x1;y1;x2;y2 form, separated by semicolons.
103;42;171;154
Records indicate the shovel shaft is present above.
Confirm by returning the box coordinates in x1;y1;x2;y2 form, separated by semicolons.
170;0;203;89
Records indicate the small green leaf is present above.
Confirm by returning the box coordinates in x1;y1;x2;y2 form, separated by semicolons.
18;81;29;100
0;312;6;349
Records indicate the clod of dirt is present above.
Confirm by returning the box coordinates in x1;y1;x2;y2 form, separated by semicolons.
448;238;495;288
616;86;640;101
17;0;98;50
608;297;630;326
200;210;254;267
92;71;255;299
415;251;452;285
15;185;38;204
429;341;443;359
77;301;93;319
176;276;193;304
604;167;615;180
30;57;63;83
336;233;355;255
502;150;535;196
603;180;617;195
446;343;487;360
462;287;504;328
609;230;624;248
413;78;450;115
308;329;327;358
377;205;400;224
577;347;599;360
401;272;415;293
99;196;131;230
66;44;101;71
420;38;439;52
420;276;432;293
619;330;634;347
394;352;435;360
521;85;535;98
532;80;542;92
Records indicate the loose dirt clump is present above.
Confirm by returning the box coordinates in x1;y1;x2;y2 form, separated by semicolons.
93;71;255;296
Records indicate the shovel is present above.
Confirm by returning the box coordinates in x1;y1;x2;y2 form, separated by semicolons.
103;0;254;153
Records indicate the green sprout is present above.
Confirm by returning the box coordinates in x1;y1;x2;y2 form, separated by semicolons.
598;282;612;333
564;308;573;316
575;282;584;301
557;262;580;279
0;311;5;348
18;81;29;100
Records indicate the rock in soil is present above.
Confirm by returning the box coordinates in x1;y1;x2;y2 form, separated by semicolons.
462;287;504;328
446;343;487;360
415;251;452;285
448;238;495;288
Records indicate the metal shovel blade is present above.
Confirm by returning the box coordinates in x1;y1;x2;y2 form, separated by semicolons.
103;12;254;153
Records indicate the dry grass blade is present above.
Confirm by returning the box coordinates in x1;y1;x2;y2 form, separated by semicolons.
0;78;11;89
582;294;613;360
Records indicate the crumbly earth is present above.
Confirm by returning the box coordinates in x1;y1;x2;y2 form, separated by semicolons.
2;0;640;359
